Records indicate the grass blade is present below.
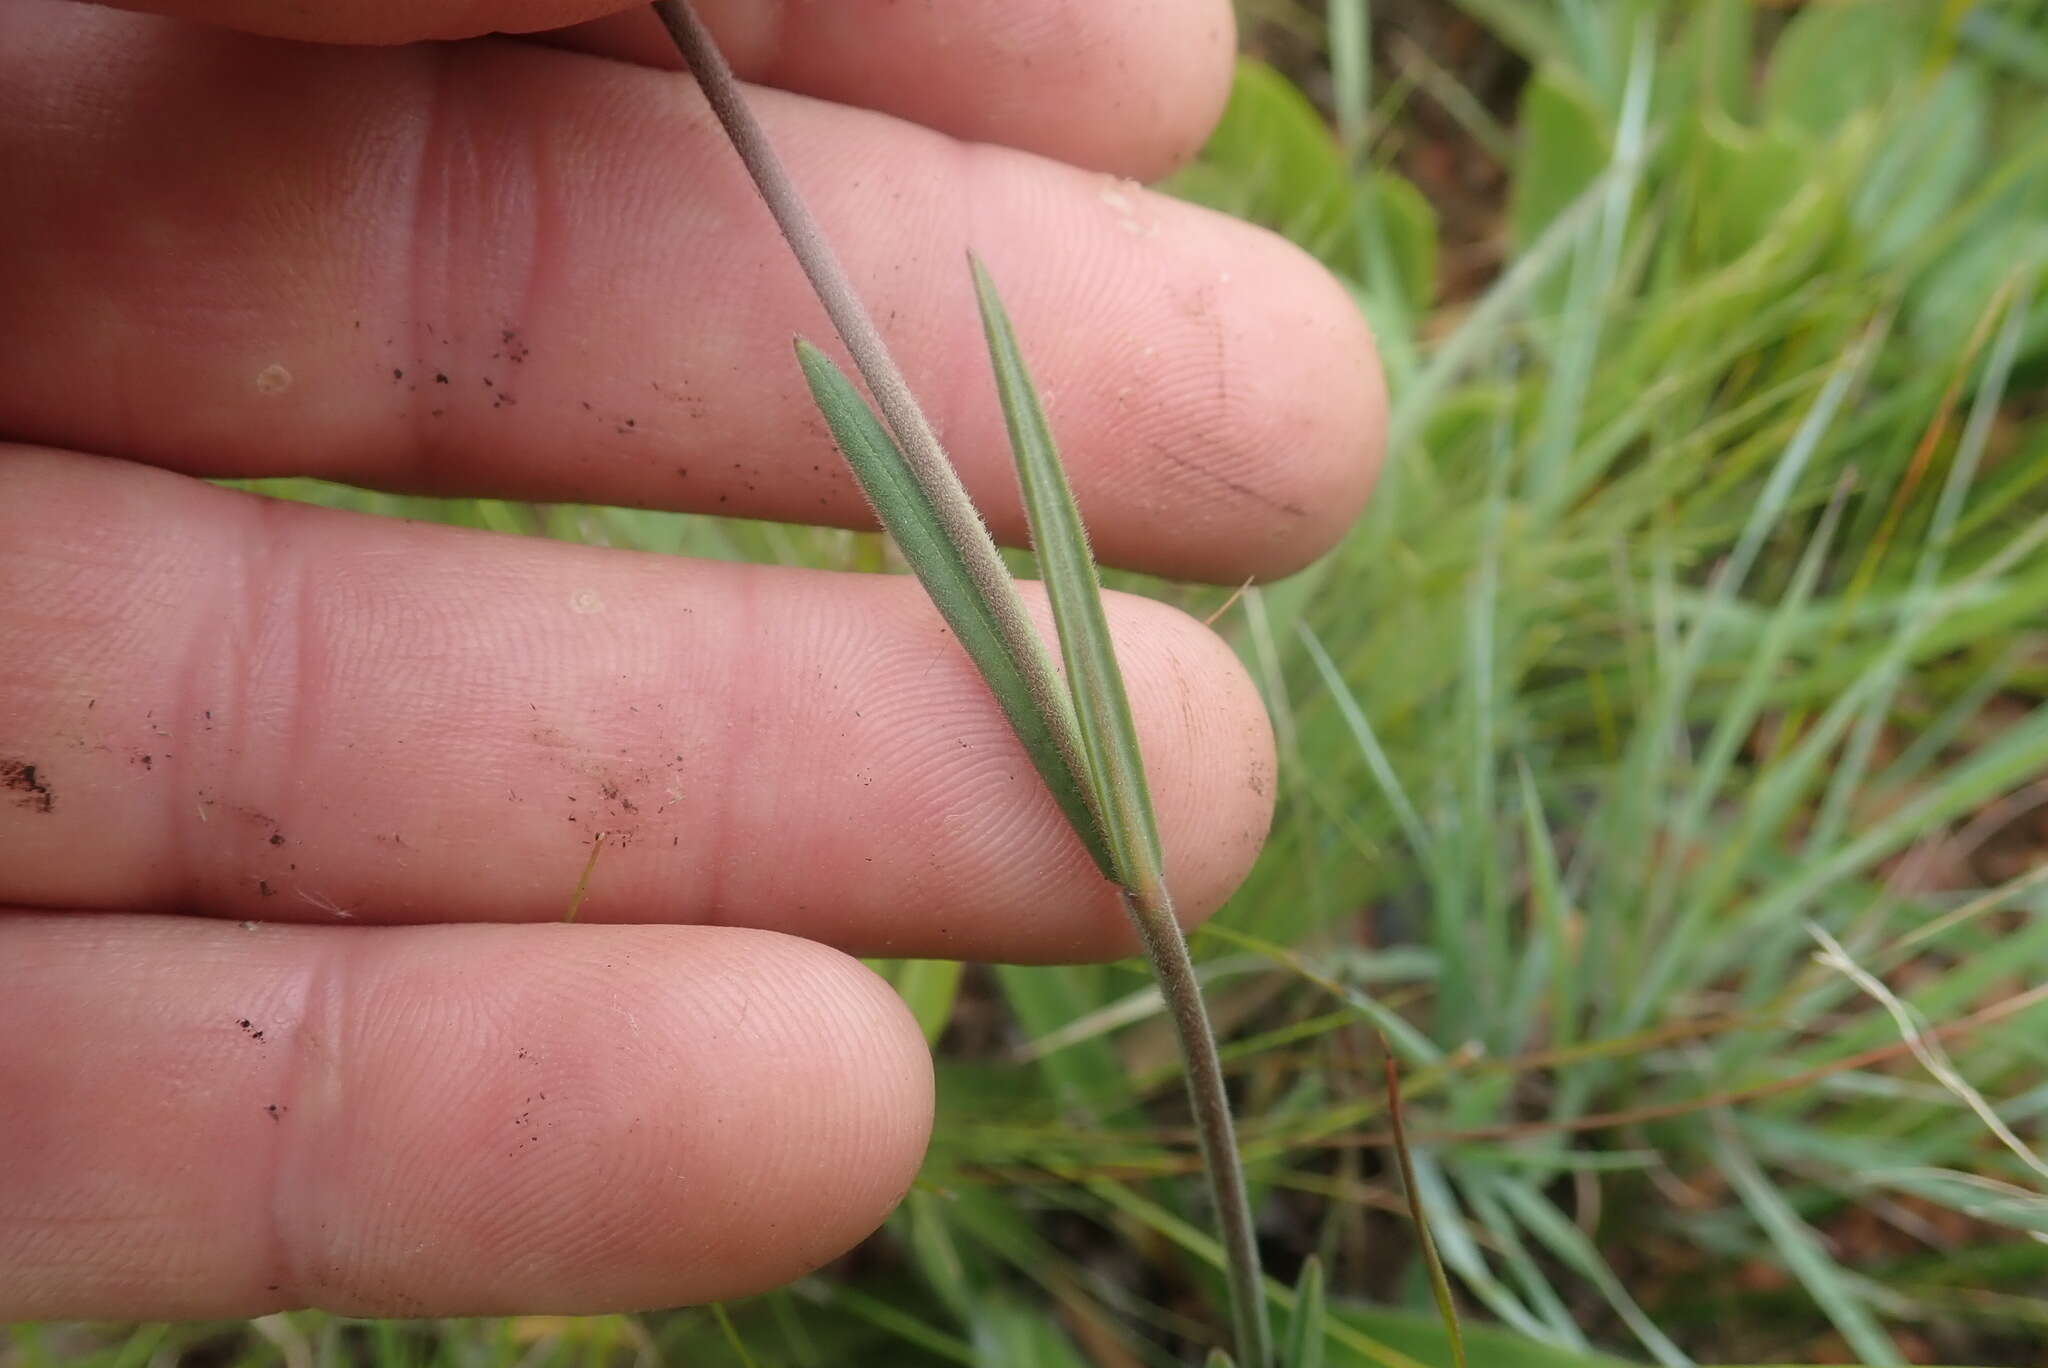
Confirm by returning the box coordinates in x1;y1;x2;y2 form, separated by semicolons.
969;254;1161;885
972;257;1272;1368
1710;1119;1903;1365
1383;1050;1468;1368
794;340;1113;879
1283;1256;1328;1368
707;1304;760;1368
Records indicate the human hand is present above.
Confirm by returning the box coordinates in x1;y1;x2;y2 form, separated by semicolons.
0;0;1384;1320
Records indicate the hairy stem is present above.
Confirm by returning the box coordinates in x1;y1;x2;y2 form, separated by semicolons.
1127;881;1272;1368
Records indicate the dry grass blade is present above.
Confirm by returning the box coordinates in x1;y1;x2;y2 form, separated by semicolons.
1383;1049;1467;1368
972;259;1271;1368
794;341;1113;877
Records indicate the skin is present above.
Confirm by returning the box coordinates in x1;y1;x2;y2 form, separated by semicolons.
0;0;1386;1320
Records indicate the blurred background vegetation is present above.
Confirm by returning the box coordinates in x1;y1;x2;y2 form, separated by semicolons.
15;0;2048;1364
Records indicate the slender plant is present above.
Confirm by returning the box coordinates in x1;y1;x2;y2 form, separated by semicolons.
650;1;1272;1361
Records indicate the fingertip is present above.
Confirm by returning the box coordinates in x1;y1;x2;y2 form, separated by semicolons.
600;932;935;1304
1235;235;1386;579
1041;0;1239;181
90;0;632;45
1112;591;1277;933
1141;0;1240;180
279;924;933;1313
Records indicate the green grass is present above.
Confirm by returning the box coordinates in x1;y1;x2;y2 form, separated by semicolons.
17;1;2048;1364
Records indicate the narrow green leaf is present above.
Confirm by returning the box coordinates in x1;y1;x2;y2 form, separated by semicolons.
1283;1257;1327;1368
973;259;1271;1368
969;256;1162;889
1209;1352;1241;1368
795;339;1114;879
1489;1179;1689;1366
708;1303;761;1368
1712;1123;1903;1365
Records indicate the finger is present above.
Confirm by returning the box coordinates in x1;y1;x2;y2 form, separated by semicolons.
0;914;932;1319
539;0;1236;180
0;4;1382;585
91;0;1232;180
95;0;633;42
0;452;1276;963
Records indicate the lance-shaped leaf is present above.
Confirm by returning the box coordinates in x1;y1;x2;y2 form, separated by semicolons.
969;256;1165;890
972;257;1271;1368
795;339;1114;880
1282;1256;1327;1368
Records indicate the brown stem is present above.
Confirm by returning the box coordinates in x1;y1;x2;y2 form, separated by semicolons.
1127;883;1272;1368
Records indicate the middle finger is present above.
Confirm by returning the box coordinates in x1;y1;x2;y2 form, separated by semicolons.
1;450;1277;963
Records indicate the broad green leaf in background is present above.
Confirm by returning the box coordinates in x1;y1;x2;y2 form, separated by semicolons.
892;959;967;1045
1674;0;1753;121
1509;66;1612;249
1853;66;1989;265
1685;115;1811;270
1364;172;1440;321
968;1297;1095;1368
1194;59;1356;267
1762;0;1928;136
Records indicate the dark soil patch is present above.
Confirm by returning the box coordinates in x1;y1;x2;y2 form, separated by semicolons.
1;758;54;813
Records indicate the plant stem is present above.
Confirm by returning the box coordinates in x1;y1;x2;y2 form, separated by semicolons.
1127;881;1272;1368
648;0;1098;843
653;4;1270;1360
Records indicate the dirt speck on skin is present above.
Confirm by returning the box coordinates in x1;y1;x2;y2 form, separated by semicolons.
236;1018;268;1042
1;759;54;813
